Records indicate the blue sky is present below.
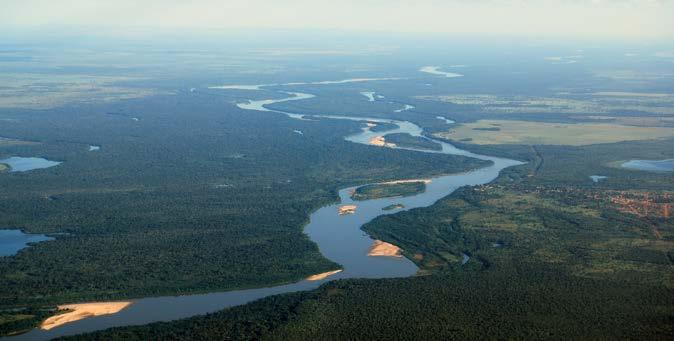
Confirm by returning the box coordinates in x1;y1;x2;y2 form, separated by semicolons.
2;0;673;40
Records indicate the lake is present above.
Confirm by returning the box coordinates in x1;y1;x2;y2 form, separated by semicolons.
622;159;674;172
0;230;54;257
0;157;61;172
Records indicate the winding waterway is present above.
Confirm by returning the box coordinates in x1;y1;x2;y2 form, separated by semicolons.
12;81;522;340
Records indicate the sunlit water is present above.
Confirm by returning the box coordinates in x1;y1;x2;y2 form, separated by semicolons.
13;80;522;340
0;157;61;172
622;159;674;172
419;66;463;78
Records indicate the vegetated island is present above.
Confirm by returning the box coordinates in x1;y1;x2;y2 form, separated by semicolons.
384;133;442;151
352;181;428;201
368;136;396;147
383;203;405;211
368;122;399;132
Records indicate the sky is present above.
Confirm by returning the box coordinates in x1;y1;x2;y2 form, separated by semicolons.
2;0;674;40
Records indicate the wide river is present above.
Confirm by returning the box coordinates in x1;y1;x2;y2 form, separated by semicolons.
12;81;522;340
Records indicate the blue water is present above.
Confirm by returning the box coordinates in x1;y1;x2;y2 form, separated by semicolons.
589;175;608;183
0;157;61;172
12;81;523;340
0;230;54;257
622;159;674;172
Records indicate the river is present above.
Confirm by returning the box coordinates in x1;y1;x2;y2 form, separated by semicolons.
11;82;522;340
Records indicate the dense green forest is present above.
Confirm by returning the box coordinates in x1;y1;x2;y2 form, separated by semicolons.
352;181;426;201
2;39;674;338
65;271;671;340
384;133;442;151
369;122;399;132
66;137;674;340
0;92;487;313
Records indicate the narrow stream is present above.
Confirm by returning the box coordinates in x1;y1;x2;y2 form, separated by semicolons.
12;84;522;340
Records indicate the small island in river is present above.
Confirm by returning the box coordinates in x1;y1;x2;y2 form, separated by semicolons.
383;203;405;211
352;181;428;201
384;133;443;151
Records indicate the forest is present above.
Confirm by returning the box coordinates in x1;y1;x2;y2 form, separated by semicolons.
352;181;426;201
0;90;487;335
64;137;674;340
1;37;673;338
384;133;442;151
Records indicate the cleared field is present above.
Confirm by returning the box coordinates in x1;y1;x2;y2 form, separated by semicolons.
0;138;38;147
573;116;674;127
0;73;156;109
435;119;674;145
416;93;674;115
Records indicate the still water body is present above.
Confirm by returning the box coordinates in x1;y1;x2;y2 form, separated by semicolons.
13;85;522;340
622;159;674;172
0;157;61;172
0;230;54;257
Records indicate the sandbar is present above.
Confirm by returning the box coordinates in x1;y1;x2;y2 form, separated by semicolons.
368;136;397;148
41;302;132;330
306;269;342;281
338;205;357;215
368;240;403;257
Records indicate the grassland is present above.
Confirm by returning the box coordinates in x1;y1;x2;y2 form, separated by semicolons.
416;92;674;116
0;138;38;148
352;181;426;201
0;308;56;336
0;73;157;109
435;119;674;145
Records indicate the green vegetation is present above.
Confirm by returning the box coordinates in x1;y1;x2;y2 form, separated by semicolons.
4;39;674;339
415;93;674;116
352;181;426;201
0;92;487;324
71;138;674;340
385;133;442;150
369;122;398;132
435;119;674;145
365;183;673;282
382;203;404;211
0;73;156;110
0;308;58;336
66;265;672;340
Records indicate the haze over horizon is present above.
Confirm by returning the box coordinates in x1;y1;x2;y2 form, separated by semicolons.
2;0;674;41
